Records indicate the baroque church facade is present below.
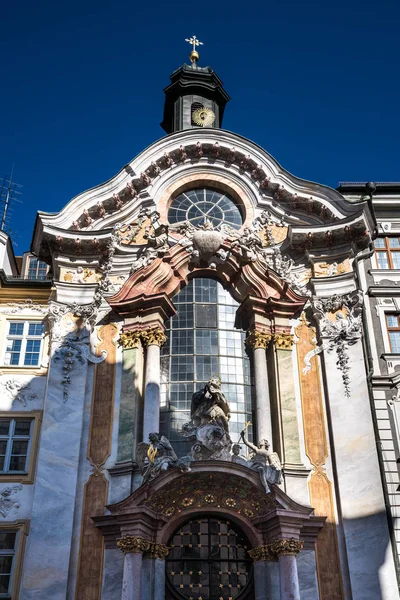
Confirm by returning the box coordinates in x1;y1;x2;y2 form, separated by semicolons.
0;42;399;599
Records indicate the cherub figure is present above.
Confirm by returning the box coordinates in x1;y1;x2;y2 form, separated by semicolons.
136;432;190;484
231;227;265;262
240;430;283;493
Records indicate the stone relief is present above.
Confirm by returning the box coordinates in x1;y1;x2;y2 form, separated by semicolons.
136;433;191;484
0;378;37;407
53;328;106;402
129;212;169;273
303;291;363;396
0;299;47;315
62;267;102;284
0;484;22;517
170;218;229;269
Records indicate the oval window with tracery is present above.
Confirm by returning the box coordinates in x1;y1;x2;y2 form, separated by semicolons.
168;188;243;229
166;516;253;600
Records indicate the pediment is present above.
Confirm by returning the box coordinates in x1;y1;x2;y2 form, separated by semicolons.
32;129;374;265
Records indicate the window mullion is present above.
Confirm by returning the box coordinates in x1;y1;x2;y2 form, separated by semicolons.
4;420;15;473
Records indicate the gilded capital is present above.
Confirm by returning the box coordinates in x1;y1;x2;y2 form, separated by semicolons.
269;538;304;557
273;333;294;350
117;535;151;554
146;542;170;560
119;329;142;349
248;545;276;562
141;327;167;348
245;329;272;349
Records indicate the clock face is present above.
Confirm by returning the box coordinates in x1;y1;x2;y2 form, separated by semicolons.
192;106;216;127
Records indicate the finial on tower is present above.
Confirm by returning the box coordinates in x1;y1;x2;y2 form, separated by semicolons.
185;35;203;64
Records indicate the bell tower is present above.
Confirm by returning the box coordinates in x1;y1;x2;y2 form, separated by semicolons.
160;35;230;134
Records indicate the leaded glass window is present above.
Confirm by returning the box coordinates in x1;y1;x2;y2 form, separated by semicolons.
168;189;243;229
160;278;254;457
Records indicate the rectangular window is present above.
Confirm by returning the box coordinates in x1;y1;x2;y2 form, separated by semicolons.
0;530;17;597
0;521;29;599
26;257;48;280
0;418;34;474
386;314;400;353
3;322;44;367
375;237;400;269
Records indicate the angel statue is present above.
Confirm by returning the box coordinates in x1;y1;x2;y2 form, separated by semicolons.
191;376;231;433
240;429;283;493
230;227;266;263
136;433;191;484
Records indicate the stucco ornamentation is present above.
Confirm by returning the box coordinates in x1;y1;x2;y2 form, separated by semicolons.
119;330;142;349
140;327;167;348
53;328;106;402
0;299;48;315
248;545;277;562
303;291;363;396
170;218;228;269
245;329;272;349
0;378;37;407
0;484;23;517
116;536;150;554
273;333;294;350
129;212;169;273
268;538;304;557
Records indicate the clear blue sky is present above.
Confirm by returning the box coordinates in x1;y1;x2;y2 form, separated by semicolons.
1;0;399;253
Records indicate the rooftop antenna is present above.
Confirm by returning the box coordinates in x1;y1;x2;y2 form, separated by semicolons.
0;165;23;235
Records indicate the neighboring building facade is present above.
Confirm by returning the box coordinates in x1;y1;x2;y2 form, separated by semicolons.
0;49;399;600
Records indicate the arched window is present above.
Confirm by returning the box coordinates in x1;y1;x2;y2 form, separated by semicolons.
168;188;243;229
160;278;255;457
166;516;253;600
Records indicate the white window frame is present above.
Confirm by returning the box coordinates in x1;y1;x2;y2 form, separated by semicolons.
26;256;48;280
0;418;34;475
0;529;19;599
3;321;45;367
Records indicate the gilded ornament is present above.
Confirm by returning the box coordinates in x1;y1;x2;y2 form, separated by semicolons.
269;538;304;557
119;330;141;349
224;497;237;508
181;497;194;507
117;535;151;554
140;327;167;348
248;545;276;562
204;494;215;503
192;106;216;127
273;333;294;350
245;330;272;350
164;506;176;517
146;542;170;560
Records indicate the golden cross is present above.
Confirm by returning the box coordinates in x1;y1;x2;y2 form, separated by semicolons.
185;35;203;53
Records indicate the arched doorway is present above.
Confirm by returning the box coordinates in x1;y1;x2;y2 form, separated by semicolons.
166;515;254;600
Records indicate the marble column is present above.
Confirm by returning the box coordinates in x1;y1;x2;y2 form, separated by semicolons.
117;536;149;600
142;544;169;600
249;545;280;600
141;327;166;440
269;539;303;600
245;330;273;443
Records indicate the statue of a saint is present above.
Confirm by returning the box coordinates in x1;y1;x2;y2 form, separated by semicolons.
231;443;248;467
190;376;231;433
136;432;190;484
240;430;283;493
